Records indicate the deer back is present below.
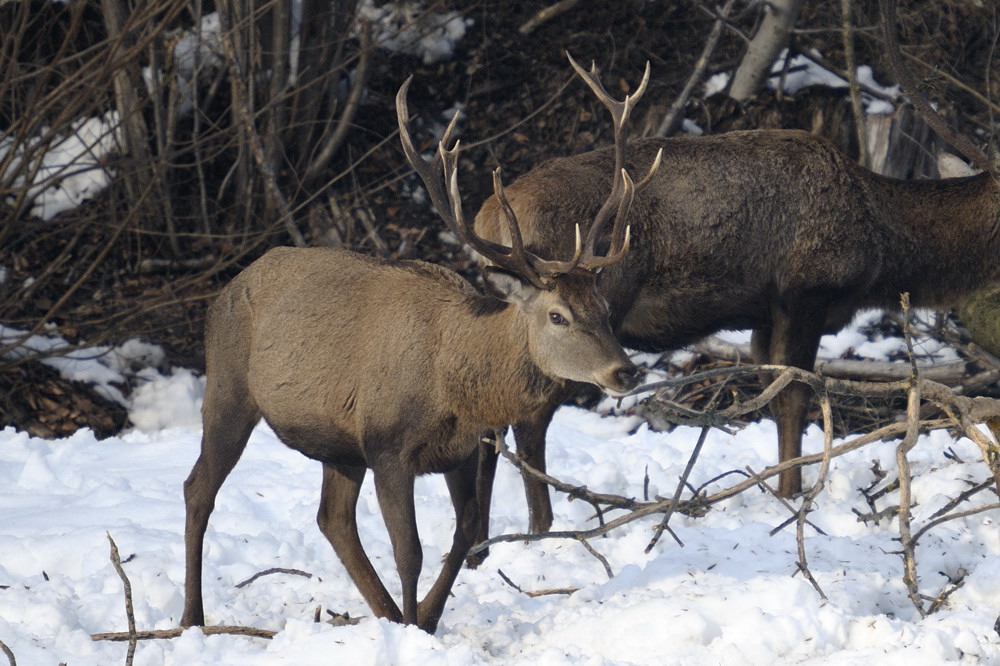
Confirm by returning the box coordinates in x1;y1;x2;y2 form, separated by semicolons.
475;129;1000;351
205;246;633;471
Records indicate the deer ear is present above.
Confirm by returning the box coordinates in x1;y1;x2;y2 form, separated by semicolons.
483;266;541;308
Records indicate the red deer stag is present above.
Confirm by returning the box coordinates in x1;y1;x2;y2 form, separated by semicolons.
475;40;1000;539
180;76;649;633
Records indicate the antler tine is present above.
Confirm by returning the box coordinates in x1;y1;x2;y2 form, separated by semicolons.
636;147;664;192
397;77;551;287
566;53;650;133
492;165;585;277
566;53;651;270
395;76;460;227
580;169;636;271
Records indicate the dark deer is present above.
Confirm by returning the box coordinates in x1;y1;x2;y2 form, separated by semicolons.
180;75;650;633
474;36;999;538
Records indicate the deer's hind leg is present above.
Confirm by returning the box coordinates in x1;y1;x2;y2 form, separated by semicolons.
182;378;260;627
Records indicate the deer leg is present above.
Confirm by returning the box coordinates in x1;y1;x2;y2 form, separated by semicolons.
512;399;560;534
467;429;503;569
757;304;826;498
372;465;421;626
181;389;258;627
418;449;480;633
317;464;402;623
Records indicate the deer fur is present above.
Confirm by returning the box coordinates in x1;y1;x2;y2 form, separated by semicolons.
181;246;640;633
475;125;1000;529
180;70;646;633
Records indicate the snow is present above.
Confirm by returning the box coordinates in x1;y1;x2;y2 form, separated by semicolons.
0;110;121;220
4;1;470;222
2;359;999;664
702;51;899;116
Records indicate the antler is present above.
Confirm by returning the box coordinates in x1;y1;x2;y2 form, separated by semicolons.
397;77;581;289
566;53;663;270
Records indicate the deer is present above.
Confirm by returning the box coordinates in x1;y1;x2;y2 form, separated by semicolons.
179;71;658;633
473;24;1000;542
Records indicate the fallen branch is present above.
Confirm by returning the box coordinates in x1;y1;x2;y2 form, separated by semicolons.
0;638;15;666
475;321;1000;611
235;567;313;589
93;534;277;645
693;336;968;384
106;533;137;665
498;569;578;597
92;625;277;642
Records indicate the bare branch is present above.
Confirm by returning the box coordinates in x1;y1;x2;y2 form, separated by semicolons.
0;638;15;666
106;532;137;665
656;0;737;137
518;0;582;36
234;567;313;589
92;625;277;642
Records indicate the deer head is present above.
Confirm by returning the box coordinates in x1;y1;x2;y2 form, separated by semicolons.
396;74;656;395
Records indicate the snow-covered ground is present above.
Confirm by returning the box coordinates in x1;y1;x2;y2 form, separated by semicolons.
2;339;999;664
3;8;997;662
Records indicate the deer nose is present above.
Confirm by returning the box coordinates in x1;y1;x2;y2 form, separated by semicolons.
615;364;642;392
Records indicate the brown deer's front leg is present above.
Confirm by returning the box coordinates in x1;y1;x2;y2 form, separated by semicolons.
317;464;403;623
418;450;480;633
512;400;561;535
468;431;502;568
372;465;421;626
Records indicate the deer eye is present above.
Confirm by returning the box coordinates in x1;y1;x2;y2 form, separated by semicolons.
549;312;568;326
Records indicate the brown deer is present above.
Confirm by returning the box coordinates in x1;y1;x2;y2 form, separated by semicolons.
180;74;652;634
474;37;999;538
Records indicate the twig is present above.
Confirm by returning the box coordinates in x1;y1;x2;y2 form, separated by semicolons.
924;478;995;523
749;467;826;537
518;0;581;35
0;638;15;666
106;533;137;666
841;0;869;167
497;569;579;597
656;0;736;136
493;436;643;512
217;9;304;246
880;0;992;172
645;425;710;553
235;567;313;589
896;295;926;616
577;537;614;580
924;569;967;615
794;390;834;600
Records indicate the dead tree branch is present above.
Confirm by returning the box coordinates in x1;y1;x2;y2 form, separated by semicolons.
518;0;582;36
235;567;313;589
0;638;15;666
498;569;579;597
656;0;737;137
106;533;137;666
93;535;278;645
92;626;276;642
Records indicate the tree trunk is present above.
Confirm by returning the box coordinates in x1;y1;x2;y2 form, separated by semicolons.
728;0;806;102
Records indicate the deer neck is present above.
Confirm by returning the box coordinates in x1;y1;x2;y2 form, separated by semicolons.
440;298;560;427
891;172;1000;303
